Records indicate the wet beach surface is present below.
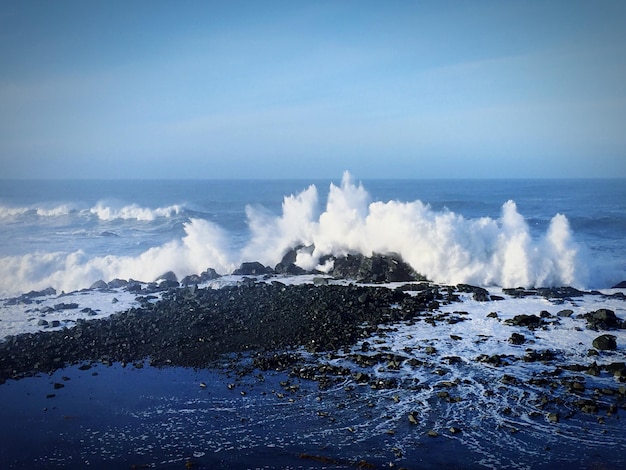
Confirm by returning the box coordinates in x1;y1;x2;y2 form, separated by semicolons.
1;279;625;469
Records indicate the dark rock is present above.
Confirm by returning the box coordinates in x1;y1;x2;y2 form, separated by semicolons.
592;334;617;351
457;284;491;302
537;287;586;299
89;280;108;290
612;280;626;289
54;303;79;311
37;319;49;327
331;253;424;283
181;274;202;286
504;314;542;329
126;281;143;293
503;288;537;298
156;271;178;283
509;333;526;345
107;279;128;289
158;279;179;290
584;309;622;330
200;268;221;282
557;309;573;317
275;246;309;275
108;279;128;289
604;362;626;376
233;262;273;276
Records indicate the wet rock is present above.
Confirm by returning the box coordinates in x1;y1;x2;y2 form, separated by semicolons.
331;253;424;283
557;309;574;317
509;333;526;345
604;362;626;377
233;262;273;276
592;334;617;351
537;287;586;299
456;284;491;302
107;279;128;288
275;246;309;275
54;303;78;310
156;271;178;283
505;314;542;329
547;412;559;423
181;274;202;286
612;280;626;289
584;309;622;330
90;280;108;290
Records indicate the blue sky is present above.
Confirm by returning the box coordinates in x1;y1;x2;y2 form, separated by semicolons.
1;1;625;179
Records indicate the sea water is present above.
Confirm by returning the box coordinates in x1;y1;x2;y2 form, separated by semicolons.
1;174;626;468
1;173;625;299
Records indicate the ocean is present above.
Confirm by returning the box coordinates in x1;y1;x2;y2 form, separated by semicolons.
1;174;626;469
1;174;625;299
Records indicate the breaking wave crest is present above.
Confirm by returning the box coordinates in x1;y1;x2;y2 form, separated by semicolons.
0;172;594;297
0;202;183;221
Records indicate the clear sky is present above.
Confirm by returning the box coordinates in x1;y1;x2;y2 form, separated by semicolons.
1;0;625;179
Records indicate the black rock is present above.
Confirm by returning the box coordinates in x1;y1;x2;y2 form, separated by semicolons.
592;334;617;351
457;284;491;302
54;303;79;311
331;253;423;283
584;309;622;330
275;245;309;275
505;314;542;329
509;333;526;345
200;268;221;282
108;279;128;289
181;274;201;286
90;280;108;290
156;271;178;283
612;280;626;289
233;262;273;276
537;287;586;299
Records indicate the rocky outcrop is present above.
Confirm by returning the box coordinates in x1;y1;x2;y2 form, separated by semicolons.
584;309;623;330
592;334;618;351
330;253;424;283
233;262;273;276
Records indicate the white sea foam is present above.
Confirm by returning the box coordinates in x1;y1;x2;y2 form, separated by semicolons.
0;202;182;221
89;202;183;221
0;172;606;298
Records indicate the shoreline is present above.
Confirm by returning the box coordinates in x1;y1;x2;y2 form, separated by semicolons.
1;275;625;468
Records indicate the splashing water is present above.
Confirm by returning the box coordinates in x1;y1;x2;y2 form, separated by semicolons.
0;172;590;296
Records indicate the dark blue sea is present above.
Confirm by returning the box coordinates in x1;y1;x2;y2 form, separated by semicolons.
1;174;625;469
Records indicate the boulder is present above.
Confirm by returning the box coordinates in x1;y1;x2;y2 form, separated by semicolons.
504;314;542;329
611;280;626;289
274;245;310;275
156;271;178;282
90;280;108;290
509;333;526;345
331;253;423;283
456;284;491;302
592;334;617;351
200;268;221;282
584;309;622;330
108;279;128;288
233;262;273;276
181;274;202;286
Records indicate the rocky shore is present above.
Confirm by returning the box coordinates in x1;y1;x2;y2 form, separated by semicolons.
1;254;626;468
